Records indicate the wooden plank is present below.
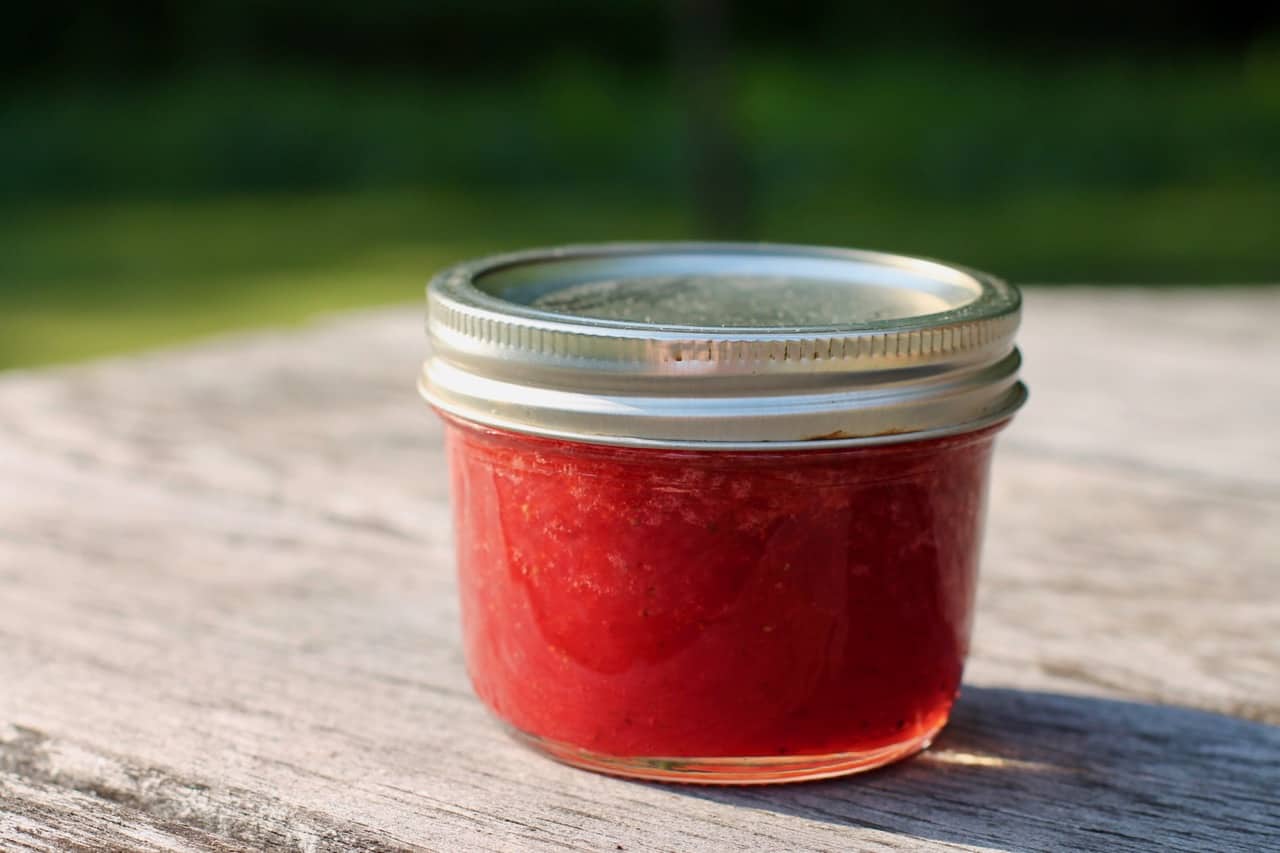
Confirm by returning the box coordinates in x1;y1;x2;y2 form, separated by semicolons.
1;289;1277;852
1012;288;1280;489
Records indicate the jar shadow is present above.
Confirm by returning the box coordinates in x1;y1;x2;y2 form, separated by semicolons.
668;686;1279;851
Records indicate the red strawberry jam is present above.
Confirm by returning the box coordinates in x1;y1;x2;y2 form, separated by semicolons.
444;416;1002;775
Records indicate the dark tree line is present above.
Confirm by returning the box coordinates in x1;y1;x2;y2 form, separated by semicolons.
5;0;1277;84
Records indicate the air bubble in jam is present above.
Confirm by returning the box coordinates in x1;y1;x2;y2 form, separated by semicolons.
444;417;1001;772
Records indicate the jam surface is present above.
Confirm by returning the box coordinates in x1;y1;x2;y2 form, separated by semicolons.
445;420;998;759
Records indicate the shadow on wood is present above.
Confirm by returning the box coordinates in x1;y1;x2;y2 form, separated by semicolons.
677;687;1279;852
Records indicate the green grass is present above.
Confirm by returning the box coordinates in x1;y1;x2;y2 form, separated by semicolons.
762;184;1280;283
0;190;693;368
4;181;1277;369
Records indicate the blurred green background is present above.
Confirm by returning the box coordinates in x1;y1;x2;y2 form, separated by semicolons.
4;2;1279;368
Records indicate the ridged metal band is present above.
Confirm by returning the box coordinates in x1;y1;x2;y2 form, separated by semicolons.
420;242;1026;448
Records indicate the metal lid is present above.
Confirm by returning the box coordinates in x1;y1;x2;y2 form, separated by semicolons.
420;242;1026;449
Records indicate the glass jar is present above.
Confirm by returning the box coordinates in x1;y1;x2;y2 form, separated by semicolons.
420;243;1026;784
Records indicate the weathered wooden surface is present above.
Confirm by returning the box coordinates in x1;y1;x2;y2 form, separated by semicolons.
1;288;1277;852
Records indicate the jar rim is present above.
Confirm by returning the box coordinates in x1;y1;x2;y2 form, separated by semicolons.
421;242;1026;448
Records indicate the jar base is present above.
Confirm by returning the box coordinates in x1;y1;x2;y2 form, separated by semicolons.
505;725;942;785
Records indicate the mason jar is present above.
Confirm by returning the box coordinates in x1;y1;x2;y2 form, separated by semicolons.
420;243;1026;784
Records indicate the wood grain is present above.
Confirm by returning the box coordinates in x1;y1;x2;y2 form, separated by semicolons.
1;288;1277;852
